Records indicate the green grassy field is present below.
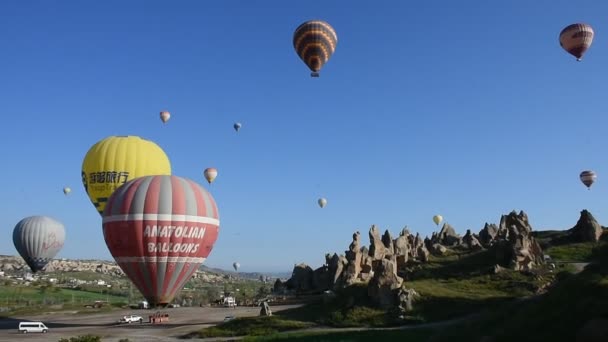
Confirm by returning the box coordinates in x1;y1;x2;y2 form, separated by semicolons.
183;316;314;338
0;274;272;317
544;241;604;262
0;284;129;316
243;329;435;342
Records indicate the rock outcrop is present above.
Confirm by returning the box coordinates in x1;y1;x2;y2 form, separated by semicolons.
478;223;499;247
568;210;603;243
463;229;483;251
493;210;545;271
282;224;430;296
431;223;462;246
367;258;403;309
279;209;560;315
259;301;272;316
287;264;314;292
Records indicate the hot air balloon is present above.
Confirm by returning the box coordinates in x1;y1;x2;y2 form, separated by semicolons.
293;20;338;77
82;135;172;216
318;198;327;208
13;216;66;273
234;123;242;132
63;187;71;195
160;111;171;124
559;23;594;61
204;168;218;184
233;262;240;272
580;170;597;190
433;215;443;226
102;175;220;307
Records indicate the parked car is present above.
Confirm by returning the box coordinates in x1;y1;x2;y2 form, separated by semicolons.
18;322;48;334
118;315;144;324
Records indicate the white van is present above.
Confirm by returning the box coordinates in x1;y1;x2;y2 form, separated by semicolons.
18;322;48;334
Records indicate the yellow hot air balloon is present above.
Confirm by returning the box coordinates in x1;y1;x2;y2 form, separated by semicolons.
81;135;172;216
433;215;443;226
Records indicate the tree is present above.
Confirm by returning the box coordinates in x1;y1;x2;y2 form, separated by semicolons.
257;285;269;298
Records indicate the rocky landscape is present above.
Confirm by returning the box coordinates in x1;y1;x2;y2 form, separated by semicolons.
0;255;234;285
275;209;606;315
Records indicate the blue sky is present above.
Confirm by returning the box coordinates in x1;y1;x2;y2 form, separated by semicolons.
1;1;608;273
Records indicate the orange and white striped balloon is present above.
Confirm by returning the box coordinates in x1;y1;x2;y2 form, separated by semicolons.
559;23;594;61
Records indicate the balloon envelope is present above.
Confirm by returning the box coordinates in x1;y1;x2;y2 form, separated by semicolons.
63;187;71;195
102;175;220;307
580;170;597;189
82;136;172;216
559;23;594;61
233;262;240;271
13;216;66;273
204;168;218;184
293;20;338;76
160;111;171;123
318;198;327;208
433;215;443;226
234;123;241;132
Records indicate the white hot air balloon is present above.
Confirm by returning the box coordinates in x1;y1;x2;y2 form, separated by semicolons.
318;198;327;208
160;111;171;124
204;168;218;184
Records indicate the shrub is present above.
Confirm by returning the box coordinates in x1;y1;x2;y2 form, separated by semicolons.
58;335;102;342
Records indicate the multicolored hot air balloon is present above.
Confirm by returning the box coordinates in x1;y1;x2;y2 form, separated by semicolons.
580;170;597;190
63;187;71;195
82;136;172;216
160;111;171;124
559;23;594;61
433;215;443;226
233;262;240;272
318;198;327;208
293;20;338;77
234;123;242;132
13;216;66;273
102;175;220;307
204;168;218;184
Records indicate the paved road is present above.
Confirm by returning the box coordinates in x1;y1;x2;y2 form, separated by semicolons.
0;305;302;342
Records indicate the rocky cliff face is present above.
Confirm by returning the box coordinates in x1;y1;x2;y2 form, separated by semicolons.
0;255;228;284
0;255;124;275
278;209;553;314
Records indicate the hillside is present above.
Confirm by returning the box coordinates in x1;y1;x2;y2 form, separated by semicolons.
200;264;291;281
252;242;608;342
185;209;608;341
0;254;286;282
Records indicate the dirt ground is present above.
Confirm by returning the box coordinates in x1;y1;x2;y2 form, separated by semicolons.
0;305;302;342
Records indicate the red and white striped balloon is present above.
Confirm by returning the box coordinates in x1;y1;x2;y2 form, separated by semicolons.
102;175;220;306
